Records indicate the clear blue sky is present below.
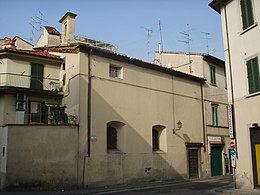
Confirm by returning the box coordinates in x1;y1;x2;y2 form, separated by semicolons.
0;0;223;61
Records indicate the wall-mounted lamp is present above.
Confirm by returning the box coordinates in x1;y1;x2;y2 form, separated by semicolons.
252;123;259;127
173;120;183;134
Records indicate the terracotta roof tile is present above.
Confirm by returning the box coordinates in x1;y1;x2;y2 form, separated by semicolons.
16;49;61;58
43;45;79;53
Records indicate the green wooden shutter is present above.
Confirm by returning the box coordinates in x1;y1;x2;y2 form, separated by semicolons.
247;57;260;94
246;0;254;27
210;66;216;84
241;0;254;30
30;63;44;90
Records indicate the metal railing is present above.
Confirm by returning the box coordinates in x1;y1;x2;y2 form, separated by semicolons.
0;73;61;91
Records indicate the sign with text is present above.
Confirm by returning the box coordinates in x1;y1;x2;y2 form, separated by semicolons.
208;136;222;144
228;104;234;139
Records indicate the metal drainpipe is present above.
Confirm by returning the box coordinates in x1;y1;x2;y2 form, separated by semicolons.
224;5;237;188
82;49;93;188
87;49;93;157
224;5;237;149
201;82;206;152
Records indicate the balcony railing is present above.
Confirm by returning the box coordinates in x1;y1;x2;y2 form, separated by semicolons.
0;73;61;91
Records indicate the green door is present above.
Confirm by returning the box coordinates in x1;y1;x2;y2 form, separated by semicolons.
211;146;223;176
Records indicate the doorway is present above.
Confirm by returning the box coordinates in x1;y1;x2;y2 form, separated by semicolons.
188;149;199;178
250;127;260;188
211;146;223;176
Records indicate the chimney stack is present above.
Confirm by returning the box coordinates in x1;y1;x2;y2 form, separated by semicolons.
59;12;77;44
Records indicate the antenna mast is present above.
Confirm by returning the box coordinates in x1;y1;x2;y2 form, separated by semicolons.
159;20;164;52
28;11;47;44
143;27;153;62
201;31;211;54
178;24;193;73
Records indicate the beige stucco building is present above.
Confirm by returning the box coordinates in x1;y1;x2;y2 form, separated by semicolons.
0;12;229;190
154;52;230;177
210;0;260;190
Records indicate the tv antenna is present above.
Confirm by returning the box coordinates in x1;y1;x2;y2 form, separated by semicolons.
158;20;164;52
36;11;48;31
27;11;47;44
212;48;216;56
201;31;211;54
142;27;153;62
178;24;193;73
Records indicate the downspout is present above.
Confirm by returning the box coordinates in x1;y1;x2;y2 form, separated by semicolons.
224;5;237;188
224;5;237;150
82;49;93;187
201;82;206;152
87;49;93;157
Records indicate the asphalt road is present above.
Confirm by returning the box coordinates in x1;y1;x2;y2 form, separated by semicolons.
92;176;232;195
0;175;232;195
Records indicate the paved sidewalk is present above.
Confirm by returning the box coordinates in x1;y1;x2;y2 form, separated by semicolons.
214;184;260;195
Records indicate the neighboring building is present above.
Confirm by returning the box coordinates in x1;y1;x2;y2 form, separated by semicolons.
210;0;260;190
0;38;79;189
0;36;33;50
154;52;230;177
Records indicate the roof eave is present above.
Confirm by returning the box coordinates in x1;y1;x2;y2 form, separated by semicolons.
0;49;63;62
203;55;225;67
79;45;205;83
209;0;226;13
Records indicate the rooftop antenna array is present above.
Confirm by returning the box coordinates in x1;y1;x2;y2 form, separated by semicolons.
142;27;153;62
201;31;211;54
28;11;47;43
178;24;192;73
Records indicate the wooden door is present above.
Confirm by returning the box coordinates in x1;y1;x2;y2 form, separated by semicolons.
188;149;199;178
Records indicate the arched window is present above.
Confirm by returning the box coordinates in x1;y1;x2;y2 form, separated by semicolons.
106;121;126;152
107;127;117;150
152;125;167;152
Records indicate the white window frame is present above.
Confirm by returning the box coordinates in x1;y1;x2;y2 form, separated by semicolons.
109;64;123;79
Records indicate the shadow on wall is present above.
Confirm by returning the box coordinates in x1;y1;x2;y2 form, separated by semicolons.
85;80;194;187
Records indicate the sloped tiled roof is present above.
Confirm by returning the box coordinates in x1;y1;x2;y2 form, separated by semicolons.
16;49;61;58
0;48;61;60
44;26;60;35
40;45;79;53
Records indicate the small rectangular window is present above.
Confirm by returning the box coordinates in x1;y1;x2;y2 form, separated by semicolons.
212;105;219;126
247;56;260;94
210;65;216;85
241;0;254;30
109;64;123;79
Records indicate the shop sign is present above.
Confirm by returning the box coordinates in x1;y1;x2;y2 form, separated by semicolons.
208;136;222;144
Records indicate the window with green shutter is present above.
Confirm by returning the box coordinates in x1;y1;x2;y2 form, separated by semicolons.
212;105;219;126
241;0;254;30
30;63;44;90
210;65;217;85
247;57;260;94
